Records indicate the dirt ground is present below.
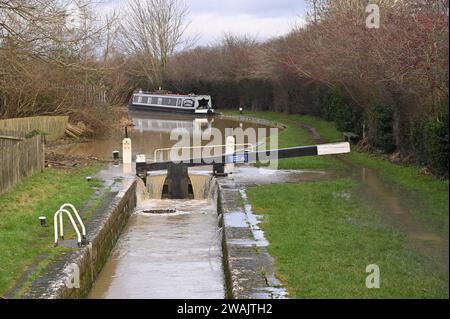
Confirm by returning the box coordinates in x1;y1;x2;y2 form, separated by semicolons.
45;139;112;170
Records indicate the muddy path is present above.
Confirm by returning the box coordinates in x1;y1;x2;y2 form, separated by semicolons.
299;123;449;274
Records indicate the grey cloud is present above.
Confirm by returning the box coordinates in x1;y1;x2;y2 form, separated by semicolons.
188;0;307;17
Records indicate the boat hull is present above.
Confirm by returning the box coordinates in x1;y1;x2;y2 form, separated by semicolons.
129;103;214;115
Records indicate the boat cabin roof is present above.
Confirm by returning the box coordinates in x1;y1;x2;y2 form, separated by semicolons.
134;91;209;99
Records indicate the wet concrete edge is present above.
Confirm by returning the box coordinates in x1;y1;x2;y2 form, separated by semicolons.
217;114;287;130
216;177;287;299
22;178;137;299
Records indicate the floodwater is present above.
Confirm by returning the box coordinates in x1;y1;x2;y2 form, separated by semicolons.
58;110;269;161
301;122;448;273
345;160;449;272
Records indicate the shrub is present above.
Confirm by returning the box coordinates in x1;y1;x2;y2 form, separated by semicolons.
321;89;354;132
369;103;396;153
424;108;449;178
410;121;427;166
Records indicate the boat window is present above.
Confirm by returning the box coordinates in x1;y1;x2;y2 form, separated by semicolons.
158;97;163;105
141;97;148;104
138;96;143;103
177;99;182;107
162;98;177;106
151;97;159;104
133;96;139;103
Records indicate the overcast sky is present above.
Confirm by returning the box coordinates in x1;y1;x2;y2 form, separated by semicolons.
98;0;309;45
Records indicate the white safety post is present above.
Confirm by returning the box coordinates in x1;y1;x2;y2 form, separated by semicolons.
123;138;132;164
123;163;132;175
225;136;236;173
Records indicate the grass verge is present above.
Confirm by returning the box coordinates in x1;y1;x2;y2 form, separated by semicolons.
0;165;103;296
247;180;448;298
223;110;449;234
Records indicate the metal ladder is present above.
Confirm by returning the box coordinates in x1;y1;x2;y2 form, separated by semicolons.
53;204;87;247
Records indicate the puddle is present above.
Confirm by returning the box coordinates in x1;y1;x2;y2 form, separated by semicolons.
229;166;347;186
239;189;269;247
343;158;449;272
298;123;448;273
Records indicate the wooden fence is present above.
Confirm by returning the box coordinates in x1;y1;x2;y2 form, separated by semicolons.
0;135;44;195
0;116;69;141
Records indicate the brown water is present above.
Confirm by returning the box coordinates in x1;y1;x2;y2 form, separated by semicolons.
89;199;224;299
87;111;269;299
58;110;269;161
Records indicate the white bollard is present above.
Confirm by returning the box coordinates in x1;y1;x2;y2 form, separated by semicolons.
225;136;235;173
123;163;132;175
122;138;132;164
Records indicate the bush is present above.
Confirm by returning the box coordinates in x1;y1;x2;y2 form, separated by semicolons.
410;121;427;166
321;89;354;132
369;103;396;153
424;108;449;178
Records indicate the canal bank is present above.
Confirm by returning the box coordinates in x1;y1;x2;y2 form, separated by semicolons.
22;168;137;299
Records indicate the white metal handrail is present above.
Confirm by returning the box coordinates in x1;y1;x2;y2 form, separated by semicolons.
154;143;254;162
59;203;86;240
54;209;82;247
54;203;86;247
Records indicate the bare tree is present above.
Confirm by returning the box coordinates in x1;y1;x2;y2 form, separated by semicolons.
120;0;191;89
305;0;331;23
0;0;125;126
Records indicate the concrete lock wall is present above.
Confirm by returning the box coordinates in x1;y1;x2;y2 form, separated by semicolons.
23;179;137;299
216;177;287;299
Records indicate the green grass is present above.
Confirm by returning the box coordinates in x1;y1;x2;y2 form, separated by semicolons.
223;110;449;235
223;109;449;298
345;151;449;235
0;165;103;296
247;180;448;298
223;111;345;170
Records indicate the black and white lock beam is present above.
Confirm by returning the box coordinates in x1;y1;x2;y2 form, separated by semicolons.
136;142;350;177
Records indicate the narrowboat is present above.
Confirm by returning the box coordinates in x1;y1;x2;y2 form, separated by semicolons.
129;90;215;115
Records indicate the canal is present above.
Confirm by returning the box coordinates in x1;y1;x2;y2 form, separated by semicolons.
58;110;266;161
81;111;270;299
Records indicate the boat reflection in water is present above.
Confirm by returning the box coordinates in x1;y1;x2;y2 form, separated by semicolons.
132;112;213;136
57;111;261;161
